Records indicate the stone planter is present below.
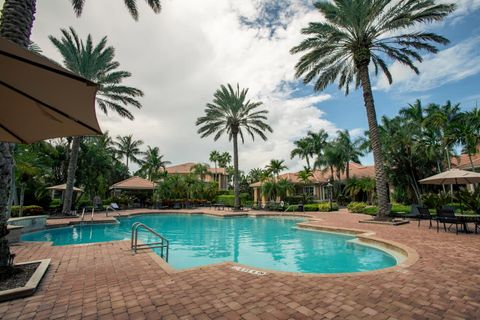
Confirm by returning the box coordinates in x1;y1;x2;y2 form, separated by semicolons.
7;215;48;233
0;259;50;302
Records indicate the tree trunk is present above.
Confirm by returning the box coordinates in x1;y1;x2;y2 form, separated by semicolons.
19;186;25;217
306;156;310;169
0;0;37;269
468;153;476;172
232;132;240;210
346;161;350;180
62;136;82;214
358;64;390;219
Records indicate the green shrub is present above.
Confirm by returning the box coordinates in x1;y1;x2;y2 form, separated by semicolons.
362;206;377;215
303;204;319;211
49;199;61;208
216;193;249;207
11;205;44;217
318;202;339;212
347;202;367;213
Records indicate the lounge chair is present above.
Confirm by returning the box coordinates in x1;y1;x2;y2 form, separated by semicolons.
106;203;121;216
406;205;433;228
435;207;463;234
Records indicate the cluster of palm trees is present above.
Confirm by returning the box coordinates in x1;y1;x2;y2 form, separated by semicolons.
291;130;365;182
378;100;480;203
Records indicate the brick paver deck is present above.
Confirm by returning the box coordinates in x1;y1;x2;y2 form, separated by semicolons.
2;209;479;319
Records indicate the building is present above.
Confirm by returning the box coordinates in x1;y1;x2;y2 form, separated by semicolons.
250;162;375;204
164;162;229;190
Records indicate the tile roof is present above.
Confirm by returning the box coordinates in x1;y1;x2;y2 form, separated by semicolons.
250;162;375;187
165;162;226;174
110;176;155;190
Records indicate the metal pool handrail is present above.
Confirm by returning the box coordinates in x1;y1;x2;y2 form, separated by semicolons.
131;222;169;262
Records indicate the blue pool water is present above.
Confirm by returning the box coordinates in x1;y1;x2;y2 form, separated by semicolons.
21;214;397;273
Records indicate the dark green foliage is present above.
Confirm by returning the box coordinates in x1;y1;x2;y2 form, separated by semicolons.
458;189;480;213
10;205;43;217
216;194;249;207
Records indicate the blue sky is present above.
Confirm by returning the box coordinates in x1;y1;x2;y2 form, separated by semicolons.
13;0;480;171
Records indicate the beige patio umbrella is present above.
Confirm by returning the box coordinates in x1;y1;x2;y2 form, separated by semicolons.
46;184;84;192
419;169;480;185
0;37;102;144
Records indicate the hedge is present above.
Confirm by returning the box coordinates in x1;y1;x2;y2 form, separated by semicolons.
318;202;339;212
11;205;44;217
216;193;249;207
285;203;339;212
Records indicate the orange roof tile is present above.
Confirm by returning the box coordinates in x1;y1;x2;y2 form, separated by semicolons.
165;163;226;174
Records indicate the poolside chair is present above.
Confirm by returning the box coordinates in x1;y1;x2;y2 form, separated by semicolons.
406;205;433;228
435;207;463;234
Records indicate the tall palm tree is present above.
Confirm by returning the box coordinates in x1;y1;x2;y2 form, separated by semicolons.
49;28;143;214
114;135;144;171
266;159;288;178
291;0;454;218
138;146;170;181
290;138;314;169
218;152;232;168
0;0;160;269
209;150;221;171
336;130;363;179
307;130;328;157
196;84;273;209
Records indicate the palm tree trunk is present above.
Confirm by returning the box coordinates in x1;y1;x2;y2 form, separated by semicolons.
126;157;129;173
232;132;240;210
306;156;310;169
0;0;37;269
62;137;82;214
468;153;476;172
19;185;25;217
358;64;389;219
346;161;350;180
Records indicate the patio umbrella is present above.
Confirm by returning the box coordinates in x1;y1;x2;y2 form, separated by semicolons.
419;169;480;213
0;37;102;144
419;169;480;185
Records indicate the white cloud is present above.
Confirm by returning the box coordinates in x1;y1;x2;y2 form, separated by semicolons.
27;0;337;172
376;36;480;92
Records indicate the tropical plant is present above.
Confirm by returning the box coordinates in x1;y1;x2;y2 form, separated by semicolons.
218;152;232;169
0;0;160;270
137;146;170;181
276;178;295;200
196;83;272;209
291;0;454;218
49;28;143;214
290;138;314;169
336;130;364;179
248;168;266;183
190;163;211;181
297;167;314;184
209;150;221;171
265;159;287;178
114;135;144;171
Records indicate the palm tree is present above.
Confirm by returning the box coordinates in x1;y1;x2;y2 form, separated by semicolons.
209;150;221;171
190;163;211;181
297;167;314;184
138;146;170;181
277;178;295;200
336;130;364;179
114;135;144;171
248;168;266;183
291;0;454;218
291;138;314;169
266;159;288;178
218;152;232;169
0;0;160;270
307;130;328;157
196;84;272;209
49;28;143;214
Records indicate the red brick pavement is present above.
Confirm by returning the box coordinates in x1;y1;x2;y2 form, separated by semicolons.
1;209;479;319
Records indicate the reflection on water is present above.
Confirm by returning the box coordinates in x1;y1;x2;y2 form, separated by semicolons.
22;214;397;273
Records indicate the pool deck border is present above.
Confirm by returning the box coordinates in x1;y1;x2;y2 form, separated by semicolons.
37;208;419;278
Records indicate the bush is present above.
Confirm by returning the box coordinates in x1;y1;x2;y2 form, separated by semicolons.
303;204;319;211
318;202;339;212
49;199;61;209
347;202;368;213
11;205;44;217
216;193;249;207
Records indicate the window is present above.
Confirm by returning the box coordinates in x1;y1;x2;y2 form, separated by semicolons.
303;186;314;196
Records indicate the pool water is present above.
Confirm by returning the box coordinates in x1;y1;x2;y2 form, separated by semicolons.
21;214;398;273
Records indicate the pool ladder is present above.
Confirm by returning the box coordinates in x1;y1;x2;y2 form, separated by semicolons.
80;208;95;222
131;222;169;262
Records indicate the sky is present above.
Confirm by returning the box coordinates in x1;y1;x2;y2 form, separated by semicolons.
2;0;480;173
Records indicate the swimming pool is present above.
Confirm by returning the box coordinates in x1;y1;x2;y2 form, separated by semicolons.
21;214;398;273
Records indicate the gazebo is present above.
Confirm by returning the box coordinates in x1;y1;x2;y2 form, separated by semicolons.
109;176;156;191
109;176;156;208
46;183;84;200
